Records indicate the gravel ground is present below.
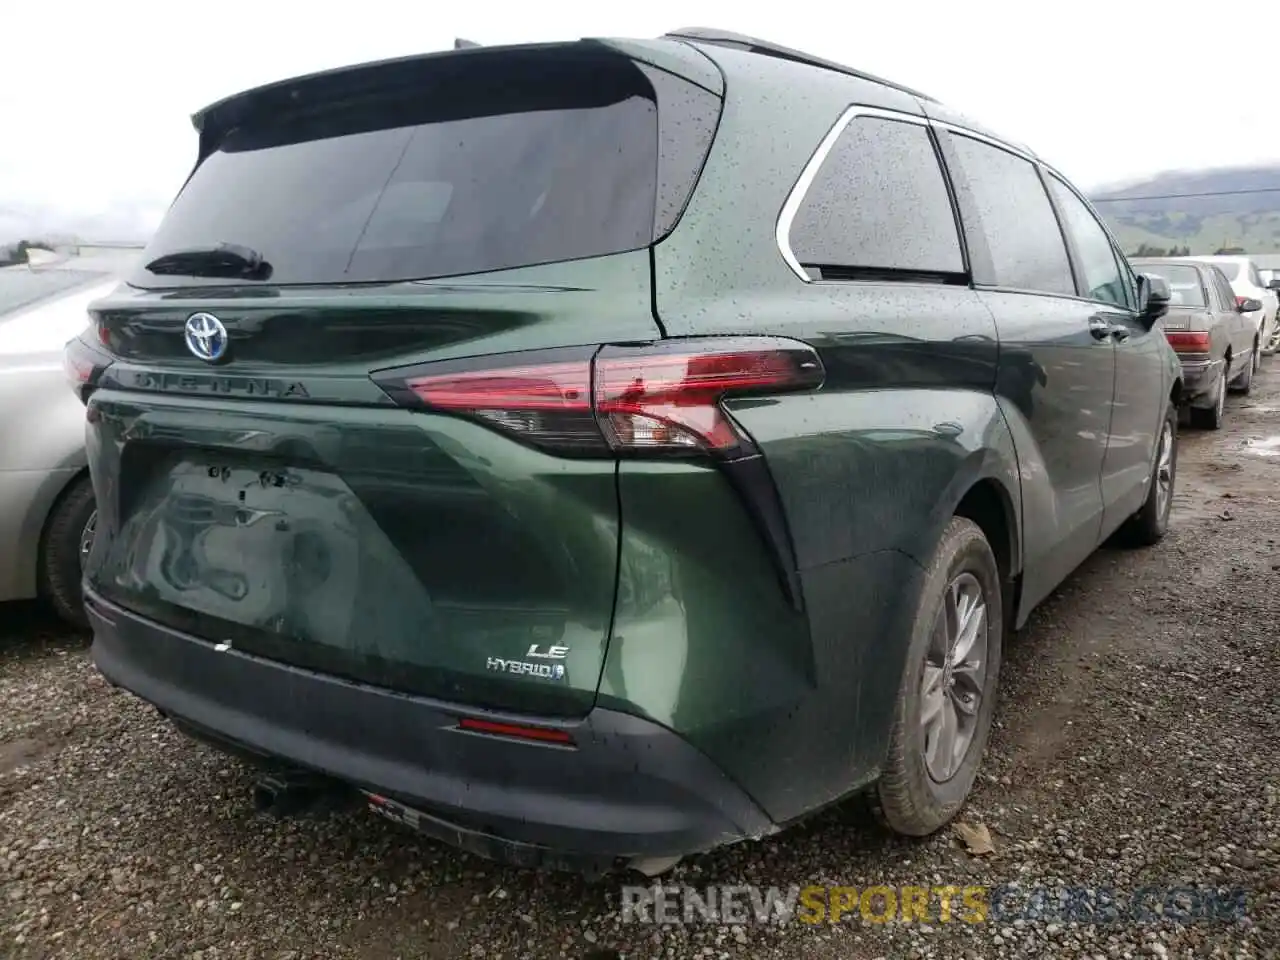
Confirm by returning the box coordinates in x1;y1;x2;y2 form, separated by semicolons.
3;366;1279;960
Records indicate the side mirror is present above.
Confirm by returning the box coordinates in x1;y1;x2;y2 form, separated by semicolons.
1238;297;1263;313
1138;273;1171;326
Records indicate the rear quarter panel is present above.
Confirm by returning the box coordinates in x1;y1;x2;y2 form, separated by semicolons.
0;349;93;601
0;278;117;600
634;48;1024;821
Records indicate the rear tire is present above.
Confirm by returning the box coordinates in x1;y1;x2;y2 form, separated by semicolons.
1229;342;1258;395
39;475;96;629
1119;401;1177;547
873;516;1003;836
1189;367;1226;430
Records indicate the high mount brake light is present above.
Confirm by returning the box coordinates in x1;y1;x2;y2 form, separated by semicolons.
380;337;824;457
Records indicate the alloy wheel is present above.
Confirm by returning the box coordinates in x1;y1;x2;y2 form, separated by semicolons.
79;511;97;569
920;571;988;782
1154;420;1174;521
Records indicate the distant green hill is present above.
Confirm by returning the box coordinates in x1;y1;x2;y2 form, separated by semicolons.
1090;165;1280;256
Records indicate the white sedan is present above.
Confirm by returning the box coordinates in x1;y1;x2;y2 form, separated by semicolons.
1181;255;1280;353
0;249;134;625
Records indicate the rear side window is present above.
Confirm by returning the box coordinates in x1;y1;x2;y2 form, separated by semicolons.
133;50;719;288
946;135;1075;296
1210;267;1238;308
787;115;963;277
1215;260;1243;283
1045;176;1131;307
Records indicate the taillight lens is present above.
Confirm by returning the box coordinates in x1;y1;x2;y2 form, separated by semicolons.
593;343;812;454
1164;331;1211;353
405;359;600;453
1236;296;1250;309
62;333;114;404
377;337;824;458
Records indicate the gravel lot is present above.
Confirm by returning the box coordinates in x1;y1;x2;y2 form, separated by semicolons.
3;367;1279;960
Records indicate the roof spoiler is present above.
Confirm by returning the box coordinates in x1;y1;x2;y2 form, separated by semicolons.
454;38;481;49
661;26;937;103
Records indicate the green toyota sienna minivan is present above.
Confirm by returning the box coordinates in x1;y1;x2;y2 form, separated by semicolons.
67;28;1183;876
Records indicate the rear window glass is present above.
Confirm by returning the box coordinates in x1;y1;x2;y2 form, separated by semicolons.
131;50;712;288
1134;264;1206;307
1210;259;1242;282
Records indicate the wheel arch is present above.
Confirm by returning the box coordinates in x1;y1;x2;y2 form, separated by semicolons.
34;465;93;594
950;472;1021;629
12;457;90;602
953;477;1018;582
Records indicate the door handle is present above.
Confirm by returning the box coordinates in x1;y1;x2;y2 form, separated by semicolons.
1110;324;1130;342
1088;317;1112;340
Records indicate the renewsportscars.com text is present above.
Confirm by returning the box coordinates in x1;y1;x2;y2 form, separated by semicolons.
619;883;1249;926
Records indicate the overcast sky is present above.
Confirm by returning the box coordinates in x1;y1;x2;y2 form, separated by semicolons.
2;0;1277;240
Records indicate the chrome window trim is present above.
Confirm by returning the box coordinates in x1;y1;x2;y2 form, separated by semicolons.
775;105;930;283
775;107;1039;283
938;122;1038;163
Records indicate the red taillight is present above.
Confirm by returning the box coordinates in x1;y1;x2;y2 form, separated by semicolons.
1236;296;1249;309
410;362;591;412
1165;331;1211;353
62;350;94;387
594;347;804;453
456;717;575;745
384;337;825;458
62;333;114;404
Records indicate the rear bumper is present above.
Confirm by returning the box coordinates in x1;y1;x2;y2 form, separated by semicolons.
1179;357;1223;404
85;589;775;870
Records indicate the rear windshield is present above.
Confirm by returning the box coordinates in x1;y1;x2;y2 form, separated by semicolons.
132;48;717;289
1135;263;1206;307
1209;259;1242;282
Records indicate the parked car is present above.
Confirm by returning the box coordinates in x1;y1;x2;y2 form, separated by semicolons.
1130;258;1260;429
0;250;133;625
67;28;1182;875
1177;254;1280;353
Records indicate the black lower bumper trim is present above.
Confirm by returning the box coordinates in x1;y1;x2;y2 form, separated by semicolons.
85;589;775;869
1179;357;1222;403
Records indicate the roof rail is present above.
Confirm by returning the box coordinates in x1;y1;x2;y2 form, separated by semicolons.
661;27;937;103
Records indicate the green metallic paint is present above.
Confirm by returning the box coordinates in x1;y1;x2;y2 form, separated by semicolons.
83;250;665;718
94;251;659;396
75;33;1183;853
84;394;623;717
598;460;813;730
1100;307;1183;525
619;50;1028;818
617;40;1170;818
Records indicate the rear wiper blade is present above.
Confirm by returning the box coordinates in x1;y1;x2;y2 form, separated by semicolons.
145;242;272;280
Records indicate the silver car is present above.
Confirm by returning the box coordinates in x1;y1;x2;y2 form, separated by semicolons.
0;249;135;625
1131;257;1261;430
